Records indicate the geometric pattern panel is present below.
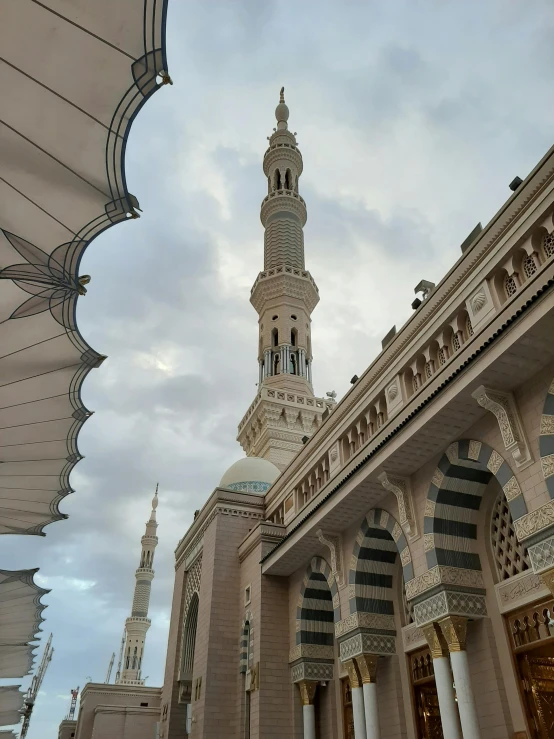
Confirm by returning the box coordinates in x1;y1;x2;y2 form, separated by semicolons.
413;590;487;627
490;491;530;581
339;632;396;661
296;556;340;648
349;508;414;619
291;660;334;684
424;439;527;572
539;377;554;498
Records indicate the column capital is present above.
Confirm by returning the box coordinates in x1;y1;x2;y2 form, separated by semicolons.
343;659;362;688
355;654;378;684
421;623;449;658
438;615;468;652
297;679;318;706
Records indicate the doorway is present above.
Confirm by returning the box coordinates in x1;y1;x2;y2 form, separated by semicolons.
410;646;444;739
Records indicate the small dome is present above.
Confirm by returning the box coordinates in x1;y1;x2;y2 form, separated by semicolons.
275;102;289;123
219;457;280;494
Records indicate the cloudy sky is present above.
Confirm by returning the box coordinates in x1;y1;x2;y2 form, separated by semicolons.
1;1;554;735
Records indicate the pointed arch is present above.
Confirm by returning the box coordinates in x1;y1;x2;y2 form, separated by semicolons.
349;508;414;622
296;556;340;649
540;377;554;497
181;591;199;679
424;439;528;571
239;610;254;674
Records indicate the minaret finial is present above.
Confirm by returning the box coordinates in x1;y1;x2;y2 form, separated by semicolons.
280;86;285;103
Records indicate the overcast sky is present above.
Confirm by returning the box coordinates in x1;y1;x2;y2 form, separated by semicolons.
1;1;554;735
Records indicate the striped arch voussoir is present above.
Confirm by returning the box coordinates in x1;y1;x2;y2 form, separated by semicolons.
424;439;528;572
296;556;340;648
349;508;413;620
539;378;554;498
239;609;254;674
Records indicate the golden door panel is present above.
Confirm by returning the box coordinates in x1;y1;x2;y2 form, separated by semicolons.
341;677;354;739
415;684;444;739
519;655;554;739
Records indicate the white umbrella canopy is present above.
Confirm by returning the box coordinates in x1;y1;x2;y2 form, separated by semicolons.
0;0;170;535
0;686;24;729
0;570;49;679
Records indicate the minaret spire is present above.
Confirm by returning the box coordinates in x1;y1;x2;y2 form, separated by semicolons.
116;485;159;686
237;90;333;470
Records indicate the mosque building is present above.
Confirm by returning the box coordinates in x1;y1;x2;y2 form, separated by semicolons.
67;90;554;739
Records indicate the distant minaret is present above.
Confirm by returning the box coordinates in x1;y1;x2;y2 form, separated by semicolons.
237;89;333;469
116;486;159;686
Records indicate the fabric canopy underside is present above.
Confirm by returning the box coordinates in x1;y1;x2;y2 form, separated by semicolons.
0;570;48;679
0;686;24;729
0;0;169;535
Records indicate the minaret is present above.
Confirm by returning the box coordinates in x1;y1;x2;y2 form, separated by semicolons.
115;486;159;686
237;89;333;470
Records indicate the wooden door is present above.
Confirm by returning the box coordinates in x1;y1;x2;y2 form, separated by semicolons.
414;683;444;739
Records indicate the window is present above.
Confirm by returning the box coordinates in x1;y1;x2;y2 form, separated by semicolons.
452;333;461;352
291;314;297;320
438;348;446;366
273;355;280;375
491;492;530;581
543;231;554;258
140;702;148;707
505;274;517;297
424;361;433;380
291;329;297;346
523;254;538;279
244;585;251;606
285;169;292;189
290;353;297;374
272;328;278;347
272;315;278;321
466;314;474;337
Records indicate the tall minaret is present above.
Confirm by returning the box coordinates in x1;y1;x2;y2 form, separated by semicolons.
237;89;333;470
115;486;159;686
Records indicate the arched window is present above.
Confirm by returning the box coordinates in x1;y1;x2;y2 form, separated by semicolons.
285;169;292;190
125;648;130;669
523;254;538;279
290;353;297;375
272;328;278;347
273;355;280;375
182;592;199;680
274;169;281;191
543;231;554;259
267;176;271;194
132;647;137;669
291;329;297;347
505;273;517;298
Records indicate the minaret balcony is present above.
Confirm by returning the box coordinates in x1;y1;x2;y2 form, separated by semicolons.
250;267;319;315
135;567;155;579
260;189;307;228
141;535;158;546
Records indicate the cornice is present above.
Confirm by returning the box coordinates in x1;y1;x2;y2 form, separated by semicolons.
263;146;303;175
238;521;286;562
265;181;554;510
175;488;265;569
250;271;319;314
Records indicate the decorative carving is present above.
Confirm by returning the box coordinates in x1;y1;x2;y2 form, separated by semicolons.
487;449;504;475
540;415;554;435
316;529;345;588
339;632;396;660
335;611;395;638
405;565;484;601
355;654;378;684
542;454;554;479
402;624;427;652
291;661;334;684
468;440;482;461
496;570;548;613
431;468;444;487
377;472;418;539
343;659;362;688
414;590;486;627
421;623;449;659
289;644;334;662
540;568;554;597
388;384;398;401
503;476;522;502
515;502;554;543
438;615;468;652
297;680;318;705
472;385;533;469
471;290;487;314
423;534;435;552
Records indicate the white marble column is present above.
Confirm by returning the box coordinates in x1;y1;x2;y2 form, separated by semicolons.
422;623;462;739
297;680;317;739
344;661;367;739
439;617;481;739
355;654;379;739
